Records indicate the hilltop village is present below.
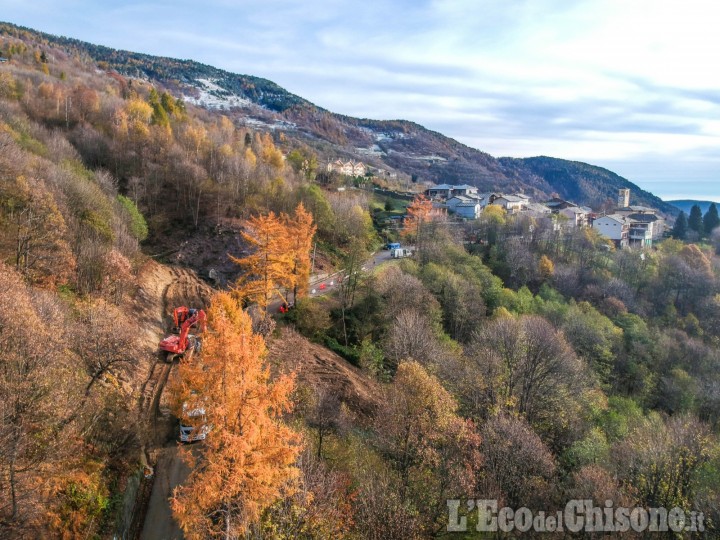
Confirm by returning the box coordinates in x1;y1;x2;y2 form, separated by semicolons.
421;184;665;248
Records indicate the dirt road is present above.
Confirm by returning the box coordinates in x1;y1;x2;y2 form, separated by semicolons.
129;261;213;539
140;445;190;540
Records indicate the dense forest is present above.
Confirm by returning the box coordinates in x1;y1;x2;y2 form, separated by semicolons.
1;28;720;539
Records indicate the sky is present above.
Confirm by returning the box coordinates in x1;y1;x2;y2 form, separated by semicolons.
2;0;719;201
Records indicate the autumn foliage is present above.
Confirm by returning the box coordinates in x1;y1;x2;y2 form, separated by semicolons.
171;292;303;538
401;194;433;241
287;202;316;299
232;203;316;311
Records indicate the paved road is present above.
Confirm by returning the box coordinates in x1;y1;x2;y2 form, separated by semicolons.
268;248;404;313
307;248;400;298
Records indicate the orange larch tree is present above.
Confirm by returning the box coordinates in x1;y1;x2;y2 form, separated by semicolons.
232;212;293;312
284;202;316;302
401;194;433;242
171;292;303;539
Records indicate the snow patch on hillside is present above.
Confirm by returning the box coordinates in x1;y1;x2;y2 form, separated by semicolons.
374;132;406;142
356;144;385;156
183;78;251;110
239;117;298;131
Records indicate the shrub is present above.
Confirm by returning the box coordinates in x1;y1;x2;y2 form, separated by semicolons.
116;195;148;241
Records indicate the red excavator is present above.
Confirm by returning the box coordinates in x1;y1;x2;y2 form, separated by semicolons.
159;307;207;362
171;306;194;333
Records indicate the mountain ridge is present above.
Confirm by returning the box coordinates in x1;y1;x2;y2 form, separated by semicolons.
667;199;718;214
0;21;676;214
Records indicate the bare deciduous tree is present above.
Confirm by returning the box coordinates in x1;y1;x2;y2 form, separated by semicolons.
480;412;556;508
384;309;440;368
469;315;588;444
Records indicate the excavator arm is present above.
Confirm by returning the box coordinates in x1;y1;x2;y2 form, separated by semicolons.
159;308;207;361
173;306;190;329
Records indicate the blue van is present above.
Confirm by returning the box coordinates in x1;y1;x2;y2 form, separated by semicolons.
387;242;401;250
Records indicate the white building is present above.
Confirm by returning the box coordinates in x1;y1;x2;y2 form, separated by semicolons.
593;214;629;248
446;196;482;219
558;206;591;227
491;195;527;214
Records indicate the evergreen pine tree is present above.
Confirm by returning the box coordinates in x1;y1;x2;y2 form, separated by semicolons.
703;203;720;236
688;204;704;235
672;211;688;240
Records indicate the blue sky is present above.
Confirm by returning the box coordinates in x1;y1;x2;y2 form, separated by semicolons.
2;0;719;201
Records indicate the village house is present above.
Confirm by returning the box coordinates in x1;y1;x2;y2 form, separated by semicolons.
326;159;366;176
524;202;552;218
490;194;527;214
544;197;576;212
593;214;630;248
626;213;666;246
477;193;503;207
425;183;455;199
445;195;482;219
450;184;479;198
557;206;591;227
613;189;665;243
425;183;480;200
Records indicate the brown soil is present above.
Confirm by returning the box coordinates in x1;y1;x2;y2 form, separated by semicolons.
127;260;214;539
267;327;381;418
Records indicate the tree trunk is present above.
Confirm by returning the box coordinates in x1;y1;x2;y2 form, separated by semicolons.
317;427;324;459
225;502;231;540
9;437;18;520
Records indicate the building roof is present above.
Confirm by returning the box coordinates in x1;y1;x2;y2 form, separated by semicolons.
544;197;573;207
596;214;627;223
496;195;526;203
428;184;454;191
619;205;656;213
453;184;477;190
525;202;551;213
627;213;659;223
455;195;475;202
561;206;590;215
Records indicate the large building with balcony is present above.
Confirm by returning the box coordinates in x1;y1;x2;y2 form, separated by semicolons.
592;189;665;248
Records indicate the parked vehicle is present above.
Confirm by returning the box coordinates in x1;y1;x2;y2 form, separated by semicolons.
179;402;211;442
391;247;413;258
387;242;401;250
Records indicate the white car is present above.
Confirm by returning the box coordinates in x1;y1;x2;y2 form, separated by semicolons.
179;403;211;442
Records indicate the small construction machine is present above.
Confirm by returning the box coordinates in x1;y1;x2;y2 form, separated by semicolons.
159;307;206;362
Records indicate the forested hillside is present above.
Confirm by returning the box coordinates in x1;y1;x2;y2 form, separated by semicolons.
0;22;675;214
1;24;719;540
